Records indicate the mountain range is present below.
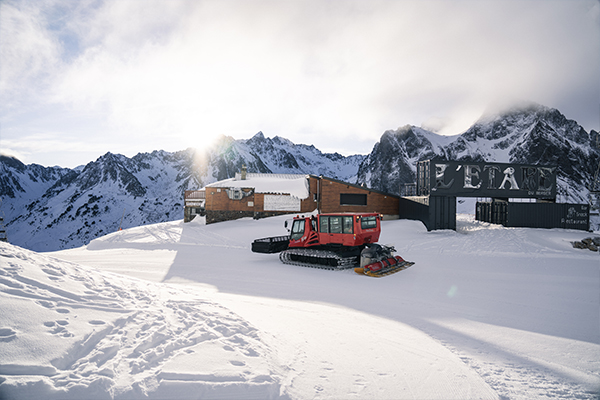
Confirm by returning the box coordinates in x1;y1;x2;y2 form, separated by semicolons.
1;102;598;251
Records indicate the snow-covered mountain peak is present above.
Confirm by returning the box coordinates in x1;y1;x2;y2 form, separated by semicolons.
272;135;294;147
0;154;26;173
252;131;265;140
478;99;547;122
469;102;589;146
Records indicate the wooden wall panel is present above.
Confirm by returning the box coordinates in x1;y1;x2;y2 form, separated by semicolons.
319;178;399;215
205;188;255;212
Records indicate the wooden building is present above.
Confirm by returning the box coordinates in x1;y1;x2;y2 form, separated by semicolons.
184;171;400;224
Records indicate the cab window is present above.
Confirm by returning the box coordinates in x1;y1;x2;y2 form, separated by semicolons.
291;220;305;240
320;216;329;233
361;216;377;229
329;216;342;233
343;216;354;234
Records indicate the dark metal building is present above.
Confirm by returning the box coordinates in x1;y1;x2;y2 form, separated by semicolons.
476;201;589;230
400;159;589;231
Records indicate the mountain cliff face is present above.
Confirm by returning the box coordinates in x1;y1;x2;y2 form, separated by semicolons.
0;156;73;237
355;126;454;194
1;135;365;251
2;103;598;251
357;103;600;203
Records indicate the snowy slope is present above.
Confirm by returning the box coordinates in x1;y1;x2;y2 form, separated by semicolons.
1;214;598;399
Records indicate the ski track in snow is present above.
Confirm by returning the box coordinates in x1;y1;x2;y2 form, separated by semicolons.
1;214;599;399
422;319;600;400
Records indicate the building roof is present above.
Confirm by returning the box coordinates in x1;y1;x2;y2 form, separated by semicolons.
204;173;310;199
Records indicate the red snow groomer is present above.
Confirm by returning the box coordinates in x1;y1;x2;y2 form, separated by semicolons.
251;213;414;277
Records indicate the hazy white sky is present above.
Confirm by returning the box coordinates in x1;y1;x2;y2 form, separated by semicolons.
1;0;599;168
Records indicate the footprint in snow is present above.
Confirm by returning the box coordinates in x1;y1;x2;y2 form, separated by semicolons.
41;267;64;277
43;320;73;337
0;327;17;342
36;300;55;309
238;347;259;357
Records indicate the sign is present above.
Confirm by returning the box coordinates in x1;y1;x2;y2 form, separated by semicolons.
419;160;557;199
562;204;589;230
263;195;301;211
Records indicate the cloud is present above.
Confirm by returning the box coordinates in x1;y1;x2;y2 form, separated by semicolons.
0;1;62;108
0;130;103;167
1;0;599;167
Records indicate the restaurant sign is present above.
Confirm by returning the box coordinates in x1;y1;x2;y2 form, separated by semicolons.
419;160;557;199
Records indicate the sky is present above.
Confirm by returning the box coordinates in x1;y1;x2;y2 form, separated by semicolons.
1;0;599;168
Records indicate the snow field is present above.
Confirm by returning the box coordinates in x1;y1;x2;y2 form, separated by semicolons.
1;213;599;399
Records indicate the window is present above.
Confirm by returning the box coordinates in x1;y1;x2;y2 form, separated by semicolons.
361;216;377;229
227;189;243;200
343;216;354;234
340;193;367;206
291;220;305;240
320;216;329;233
320;215;353;233
329;216;342;233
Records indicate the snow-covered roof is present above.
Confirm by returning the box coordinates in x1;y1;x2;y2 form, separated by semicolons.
204;173;310;199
